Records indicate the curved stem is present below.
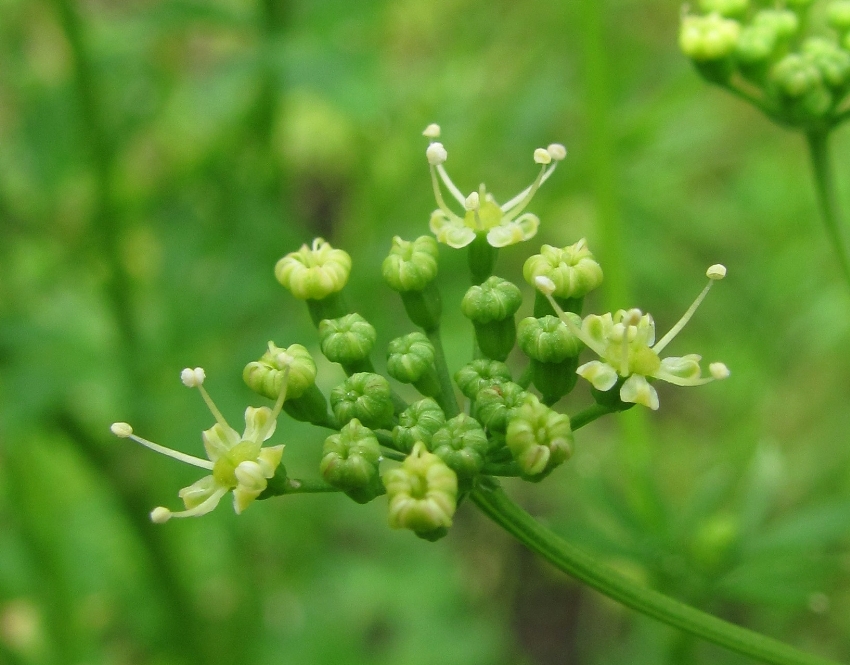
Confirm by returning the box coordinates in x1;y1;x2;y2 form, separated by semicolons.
806;130;850;292
569;403;613;430
471;486;837;665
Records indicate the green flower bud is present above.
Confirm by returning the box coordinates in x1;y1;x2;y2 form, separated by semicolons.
803;38;850;89
771;53;822;97
454;359;512;400
753;10;799;40
393;398;446;453
383;442;457;540
320;418;383;503
429;413;488;481
698;0;748;18
386;332;435;383
243;342;316;400
318;313;377;367
330;373;395;429
461;276;523;361
679;13;741;61
828;1;850;32
523;240;603;300
275;237;351;301
382;235;439;292
735;25;778;65
474;381;529;433
506;395;573;481
517;315;583;362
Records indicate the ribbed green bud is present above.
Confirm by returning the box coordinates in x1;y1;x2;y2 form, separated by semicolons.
383;442;457;540
393;398;446;453
698;0;748;17
454;359;512;400
507;395;573;481
461;276;522;361
517;315;583;362
803;38;850;89
320;418;383;503
243;342;316;400
330;373;395;429
679;13;741;61
735;24;777;65
382;235;439;292
771;53;822;97
474;381;529;434
428;413;488;481
523;240;603;300
318;314;376;366
275;237;351;300
828;1;850;32
753;10;799;40
387;332;435;383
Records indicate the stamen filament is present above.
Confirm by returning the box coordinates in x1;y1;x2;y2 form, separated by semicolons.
128;434;214;469
436;164;466;206
261;365;291;440
653;280;714;353
164;488;228;519
502;164;548;223
430;167;463;222
500;163;558;214
540;290;607;356
197;384;232;433
620;326;630;377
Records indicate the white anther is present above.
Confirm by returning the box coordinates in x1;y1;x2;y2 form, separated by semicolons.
623;309;643;326
422;124;441;139
534;275;556;296
426;142;448;165
110;422;133;438
464;191;480;211
275;352;294;368
547;143;567;161
181;367;206;388
150;507;172;524
706;264;727;280
534;148;552;165
709;362;730;379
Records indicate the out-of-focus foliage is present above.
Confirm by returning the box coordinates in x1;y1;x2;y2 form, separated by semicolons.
1;0;850;663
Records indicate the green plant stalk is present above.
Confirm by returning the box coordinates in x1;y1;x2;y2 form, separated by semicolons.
425;327;460;417
471;485;837;665
805;130;850;291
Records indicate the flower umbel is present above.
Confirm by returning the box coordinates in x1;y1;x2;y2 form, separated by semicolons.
423;124;566;249
111;364;290;521
535;265;730;410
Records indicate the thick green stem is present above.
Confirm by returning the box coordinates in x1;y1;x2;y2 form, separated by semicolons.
425;327;460;417
471;486;837;665
805;130;850;291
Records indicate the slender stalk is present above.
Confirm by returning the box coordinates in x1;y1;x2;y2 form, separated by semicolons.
426;327;460;417
805;130;850;291
471;486;837;665
569;403;613;431
281;478;340;494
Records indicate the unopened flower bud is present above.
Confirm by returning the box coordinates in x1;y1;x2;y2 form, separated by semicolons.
244;342;316;400
330;373;395;429
319;313;377;366
753;9;799;40
803;38;850;89
275;237;351;301
454;359;512;400
828;1;850;32
679;13;741;61
426;142;448;166
461;276;523;361
382;235;439;292
429;413;489;482
506;395;573;480
393;398;446;453
698;0;748;17
735;25;778;65
387;332;436;384
474;381;529;433
320;418;383;503
771;53;822;97
524;239;604;300
383;442;457;540
517;315;583;362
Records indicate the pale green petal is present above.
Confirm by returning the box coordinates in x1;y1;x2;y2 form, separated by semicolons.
257;444;285;477
202;423;240;461
233;487;263;514
655;355;712;386
243;406;276;443
576;360;618;391
514;213;539;239
178;475;222;510
619;374;659;410
486;223;524;248
430;211;476;248
582;314;613;351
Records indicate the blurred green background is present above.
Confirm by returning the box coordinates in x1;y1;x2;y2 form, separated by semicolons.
2;0;850;663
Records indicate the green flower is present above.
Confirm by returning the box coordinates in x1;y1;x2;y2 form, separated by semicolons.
522;239;603;300
679;12;741;61
243;342;316;400
474;381;529;433
752;10;798;40
318;314;377;366
320;418;383;503
382;236;439;292
461;276;523;361
330;373;395;429
392;398;446;453
111;366;290;521
429;413;489;481
386;332;436;384
506;394;573;480
423;124;566;249
803;38;850;89
275;237;351;300
454;359;512;400
383;442;457;539
735;25;778;65
517;315;584;363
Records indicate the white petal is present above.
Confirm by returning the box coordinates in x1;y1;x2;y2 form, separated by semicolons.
243;406;276;443
178;475;220;509
257;445;285;478
202;423;240;461
576;361;618;391
619;374;659;410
